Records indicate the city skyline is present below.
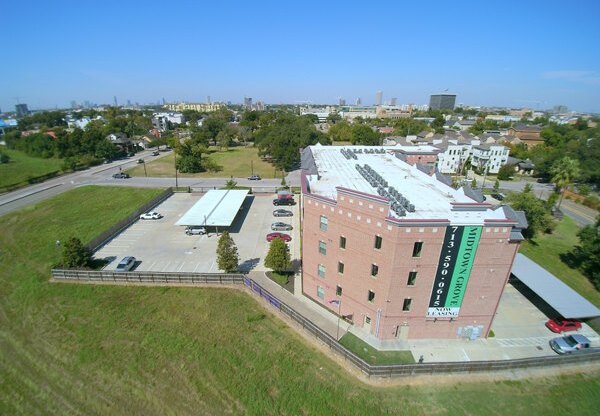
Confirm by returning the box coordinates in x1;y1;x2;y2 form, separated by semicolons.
1;0;599;112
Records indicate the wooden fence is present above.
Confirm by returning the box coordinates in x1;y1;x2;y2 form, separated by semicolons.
51;269;600;378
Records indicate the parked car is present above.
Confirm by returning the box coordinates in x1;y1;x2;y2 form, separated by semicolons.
248;175;261;180
112;173;130;179
273;209;293;217
549;334;591;354
185;226;207;235
491;193;505;201
152;150;160;156
273;198;295;206
139;211;162;220
115;256;136;272
137;158;144;164
271;222;293;231
545;319;582;333
266;232;291;242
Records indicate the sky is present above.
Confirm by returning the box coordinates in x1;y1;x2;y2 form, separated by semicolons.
1;0;599;113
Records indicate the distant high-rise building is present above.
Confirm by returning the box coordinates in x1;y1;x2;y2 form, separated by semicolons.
70;100;77;109
339;98;346;106
429;94;456;110
15;103;29;118
256;100;265;111
390;97;397;106
244;97;253;109
162;97;166;105
356;97;362;106
113;96;118;106
375;90;383;106
207;96;211;104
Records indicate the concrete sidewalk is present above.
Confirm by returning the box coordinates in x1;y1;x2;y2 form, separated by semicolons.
248;271;349;340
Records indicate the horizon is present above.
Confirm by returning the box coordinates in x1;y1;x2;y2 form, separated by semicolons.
1;0;599;113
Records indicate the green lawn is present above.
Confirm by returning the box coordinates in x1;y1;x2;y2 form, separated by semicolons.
520;216;600;307
339;332;415;365
0;148;63;190
126;147;281;179
1;186;599;415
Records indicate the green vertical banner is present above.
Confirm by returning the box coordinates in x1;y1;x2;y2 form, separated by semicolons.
445;226;482;309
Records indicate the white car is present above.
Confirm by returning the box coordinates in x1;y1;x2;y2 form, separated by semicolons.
140;211;163;220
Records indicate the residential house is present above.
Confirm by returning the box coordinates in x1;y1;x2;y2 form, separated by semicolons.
507;125;543;147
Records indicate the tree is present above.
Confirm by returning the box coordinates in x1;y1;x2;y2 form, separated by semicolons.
264;238;291;272
350;124;380;145
505;187;555;239
327;112;342;124
175;142;206;173
392;118;429;137
255;112;330;170
62;237;92;268
328;121;352;142
493;179;500;192
0;150;10;164
497;164;514;181
431;114;445;134
571;217;600;289
550;156;580;209
216;231;239;272
224;178;237;189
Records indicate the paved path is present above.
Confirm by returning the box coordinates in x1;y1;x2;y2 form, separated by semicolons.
248;271;347;340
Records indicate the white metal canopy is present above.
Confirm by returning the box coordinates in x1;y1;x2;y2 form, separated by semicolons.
511;253;600;319
175;189;249;227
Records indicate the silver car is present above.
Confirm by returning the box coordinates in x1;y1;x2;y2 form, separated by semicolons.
271;222;293;231
115;256;136;272
549;334;591;354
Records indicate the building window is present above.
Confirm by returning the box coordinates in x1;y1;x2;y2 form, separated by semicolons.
371;264;379;277
319;241;327;255
338;261;345;274
339;236;346;249
412;242;423;257
336;285;342;296
317;286;325;300
318;264;326;278
320;215;328;231
368;290;375;302
407;271;417;286
403;298;412;311
374;235;382;250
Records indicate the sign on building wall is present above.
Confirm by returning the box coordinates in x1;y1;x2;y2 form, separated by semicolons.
427;225;482;318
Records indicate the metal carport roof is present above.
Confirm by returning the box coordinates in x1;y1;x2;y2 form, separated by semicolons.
511;253;600;319
175;189;249;227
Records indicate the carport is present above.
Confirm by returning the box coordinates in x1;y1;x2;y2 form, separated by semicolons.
175;189;250;227
511;253;600;319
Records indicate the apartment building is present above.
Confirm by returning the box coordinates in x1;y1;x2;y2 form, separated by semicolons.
300;144;526;340
164;102;225;112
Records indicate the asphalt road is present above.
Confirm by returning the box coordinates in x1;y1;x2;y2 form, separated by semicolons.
0;150;289;217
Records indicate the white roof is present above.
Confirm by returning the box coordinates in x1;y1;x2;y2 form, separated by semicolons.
176;190;249;227
306;144;507;225
512;254;600;319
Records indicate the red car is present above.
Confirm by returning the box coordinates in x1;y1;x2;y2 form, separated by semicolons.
266;232;291;242
545;319;582;333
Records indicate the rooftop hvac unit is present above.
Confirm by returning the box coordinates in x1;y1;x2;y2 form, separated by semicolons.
407;204;415;212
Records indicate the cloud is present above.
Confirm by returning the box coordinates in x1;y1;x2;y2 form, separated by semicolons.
542;70;600;86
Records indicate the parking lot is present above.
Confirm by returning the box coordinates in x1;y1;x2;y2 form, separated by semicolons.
95;193;301;273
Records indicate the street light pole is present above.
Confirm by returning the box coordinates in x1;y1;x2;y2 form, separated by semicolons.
336;300;342;341
174;150;178;188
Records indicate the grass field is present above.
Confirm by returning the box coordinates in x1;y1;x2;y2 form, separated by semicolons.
1;186;600;415
520;216;600;307
340;332;415;365
126;147;280;179
0;148;63;189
